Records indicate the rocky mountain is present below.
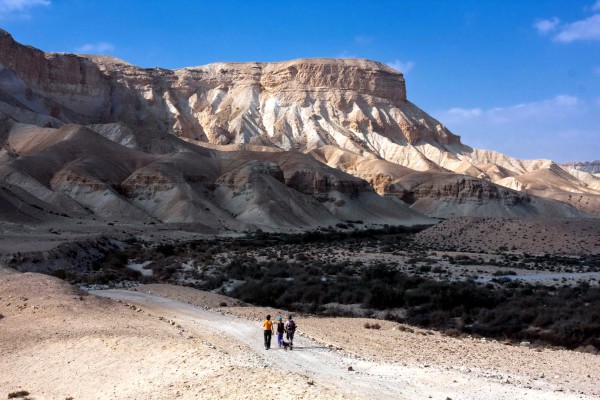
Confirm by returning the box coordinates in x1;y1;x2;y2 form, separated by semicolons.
561;161;600;175
0;29;596;229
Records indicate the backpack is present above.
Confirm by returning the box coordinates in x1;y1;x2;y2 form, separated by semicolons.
287;320;296;332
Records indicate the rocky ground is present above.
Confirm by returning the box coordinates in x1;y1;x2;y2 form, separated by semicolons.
414;217;600;255
1;270;598;400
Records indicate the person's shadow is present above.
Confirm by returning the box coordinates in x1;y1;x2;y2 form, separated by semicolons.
278;345;330;350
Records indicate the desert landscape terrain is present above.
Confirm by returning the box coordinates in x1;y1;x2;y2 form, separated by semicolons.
0;25;599;400
1;270;599;400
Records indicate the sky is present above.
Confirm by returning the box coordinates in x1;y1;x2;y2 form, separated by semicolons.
1;0;599;163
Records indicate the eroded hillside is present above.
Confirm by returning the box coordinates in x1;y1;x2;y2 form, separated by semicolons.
0;29;598;228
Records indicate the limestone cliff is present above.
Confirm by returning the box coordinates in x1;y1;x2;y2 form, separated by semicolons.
0;29;595;223
0;29;461;159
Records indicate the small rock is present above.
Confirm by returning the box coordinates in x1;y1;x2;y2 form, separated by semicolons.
348;366;354;371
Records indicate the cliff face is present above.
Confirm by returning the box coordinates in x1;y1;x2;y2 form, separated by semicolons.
0;30;461;156
0;30;110;123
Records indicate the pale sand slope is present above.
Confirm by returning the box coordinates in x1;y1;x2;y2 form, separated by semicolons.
1;274;598;400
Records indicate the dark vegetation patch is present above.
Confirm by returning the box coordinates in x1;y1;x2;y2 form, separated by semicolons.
14;224;600;351
7;391;30;399
221;261;600;350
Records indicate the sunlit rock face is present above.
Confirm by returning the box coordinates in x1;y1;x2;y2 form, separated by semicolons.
0;29;460;162
0;29;597;223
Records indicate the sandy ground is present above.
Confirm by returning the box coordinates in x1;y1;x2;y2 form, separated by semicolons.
1;271;598;400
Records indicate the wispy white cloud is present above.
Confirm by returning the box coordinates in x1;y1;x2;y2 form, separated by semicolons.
433;95;599;162
443;107;483;121
554;13;600;42
354;35;373;45
76;42;115;54
533;17;560;35
0;0;50;18
439;95;583;126
535;4;600;43
387;60;415;74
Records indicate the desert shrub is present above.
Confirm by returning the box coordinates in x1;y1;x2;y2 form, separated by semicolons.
8;391;30;399
197;272;227;291
224;259;264;280
532;312;554;328
295;253;308;261
51;269;68;280
404;288;431;307
493;270;517;276
443;328;462;337
155;244;176;257
301;285;325;304
419;265;432;273
363;283;404;309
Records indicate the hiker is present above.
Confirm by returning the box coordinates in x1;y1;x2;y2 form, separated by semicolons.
263;314;274;350
284;315;296;350
276;316;285;347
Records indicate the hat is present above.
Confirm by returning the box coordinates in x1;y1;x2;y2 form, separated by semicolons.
278;316;282;321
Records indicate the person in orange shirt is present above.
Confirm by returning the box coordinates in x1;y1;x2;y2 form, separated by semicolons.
263;314;274;350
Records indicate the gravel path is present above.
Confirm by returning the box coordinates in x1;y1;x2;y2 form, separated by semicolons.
93;289;597;400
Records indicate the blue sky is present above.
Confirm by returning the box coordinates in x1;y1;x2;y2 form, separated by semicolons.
1;0;599;163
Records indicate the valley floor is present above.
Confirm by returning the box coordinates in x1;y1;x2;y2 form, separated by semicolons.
0;270;598;400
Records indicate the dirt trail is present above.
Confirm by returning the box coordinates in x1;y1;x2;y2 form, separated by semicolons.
94;289;595;400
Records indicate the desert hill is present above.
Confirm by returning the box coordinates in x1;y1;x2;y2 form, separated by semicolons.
0;29;597;229
561;161;600;175
0;120;430;229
